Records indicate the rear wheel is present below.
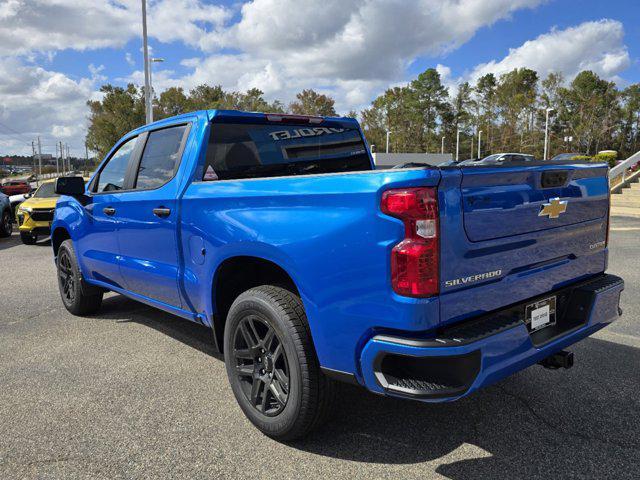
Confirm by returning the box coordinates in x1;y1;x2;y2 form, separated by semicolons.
224;285;336;440
57;239;103;315
0;210;12;237
20;231;37;245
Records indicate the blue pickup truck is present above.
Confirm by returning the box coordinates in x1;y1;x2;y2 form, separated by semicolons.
52;110;624;440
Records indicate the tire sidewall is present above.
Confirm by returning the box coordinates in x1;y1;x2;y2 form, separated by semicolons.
0;210;12;236
57;241;82;310
224;292;305;436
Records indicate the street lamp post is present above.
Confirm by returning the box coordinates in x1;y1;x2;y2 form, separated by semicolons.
478;130;483;159
148;57;164;122
544;108;555;160
455;128;460;161
141;0;152;124
386;130;391;154
441;136;445;155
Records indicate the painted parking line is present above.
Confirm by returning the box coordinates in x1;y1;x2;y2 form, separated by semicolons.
593;330;640;349
610;227;640;231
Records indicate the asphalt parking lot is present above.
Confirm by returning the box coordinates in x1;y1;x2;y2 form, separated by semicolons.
1;217;639;479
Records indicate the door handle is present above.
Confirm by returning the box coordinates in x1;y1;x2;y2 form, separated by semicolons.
103;207;116;216
153;207;171;218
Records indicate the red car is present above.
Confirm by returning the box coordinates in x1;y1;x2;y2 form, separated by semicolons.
0;181;31;195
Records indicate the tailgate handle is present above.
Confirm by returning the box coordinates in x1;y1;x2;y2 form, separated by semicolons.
541;171;569;188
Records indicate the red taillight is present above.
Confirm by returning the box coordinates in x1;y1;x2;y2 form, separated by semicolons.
381;187;439;297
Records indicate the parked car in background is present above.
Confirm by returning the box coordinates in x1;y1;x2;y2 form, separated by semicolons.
9;191;34;219
52;109;623;440
461;153;536;166
16;179;59;245
0;192;13;237
550;153;583;162
0;180;31;196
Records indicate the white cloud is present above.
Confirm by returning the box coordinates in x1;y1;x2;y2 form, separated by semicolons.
0;58;95;155
0;0;230;55
468;19;630;84
0;1;635;157
216;0;546;81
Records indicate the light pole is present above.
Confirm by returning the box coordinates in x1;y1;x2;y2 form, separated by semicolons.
148;57;164;122
441;136;445;154
141;0;152;124
386;130;392;154
544;108;555;160
478;130;483;159
455;128;460;161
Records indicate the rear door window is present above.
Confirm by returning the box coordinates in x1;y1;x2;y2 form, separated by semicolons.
134;125;188;189
203;122;372;181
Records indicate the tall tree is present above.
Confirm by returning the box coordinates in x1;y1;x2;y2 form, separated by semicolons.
289;89;337;116
408;68;449;151
494;68;538;152
155;87;190;119
85;84;145;159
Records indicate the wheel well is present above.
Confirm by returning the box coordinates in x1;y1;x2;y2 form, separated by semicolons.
212;256;299;352
52;227;71;257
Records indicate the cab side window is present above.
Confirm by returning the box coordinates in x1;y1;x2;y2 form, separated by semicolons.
95;137;137;193
134;125;187;190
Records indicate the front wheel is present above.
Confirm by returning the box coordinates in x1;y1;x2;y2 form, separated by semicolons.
224;285;336;440
57;239;103;315
0;210;12;237
20;231;36;245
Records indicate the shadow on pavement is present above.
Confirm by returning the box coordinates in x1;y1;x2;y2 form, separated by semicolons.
0;233;51;251
96;294;640;479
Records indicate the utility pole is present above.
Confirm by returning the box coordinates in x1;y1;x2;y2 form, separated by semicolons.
66;143;70;173
478;130;483;159
31;141;37;185
386;130;391;154
36;137;42;185
470;134;474;159
141;0;152;124
85;143;89;176
455;129;460;161
441;136;445;155
544;108;555;161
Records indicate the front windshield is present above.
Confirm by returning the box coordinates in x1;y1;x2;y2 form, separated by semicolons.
480;154;502;162
33;182;59;198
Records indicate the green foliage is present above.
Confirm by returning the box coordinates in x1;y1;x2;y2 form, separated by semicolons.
86;84;145;159
289;89;337;116
86;70;640;162
593;151;618;167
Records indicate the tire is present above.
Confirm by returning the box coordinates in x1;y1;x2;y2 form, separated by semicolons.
0;209;12;237
224;285;336;441
57;239;103;315
20;231;37;245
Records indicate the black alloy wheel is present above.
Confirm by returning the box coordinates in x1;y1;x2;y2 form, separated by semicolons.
57;248;76;304
232;315;290;416
0;210;12;237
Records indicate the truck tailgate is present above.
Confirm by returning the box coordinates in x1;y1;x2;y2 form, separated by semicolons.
461;165;609;241
438;163;610;326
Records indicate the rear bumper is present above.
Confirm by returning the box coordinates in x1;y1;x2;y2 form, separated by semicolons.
359;274;624;401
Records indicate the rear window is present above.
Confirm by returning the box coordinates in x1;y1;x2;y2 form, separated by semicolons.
203;122;372;181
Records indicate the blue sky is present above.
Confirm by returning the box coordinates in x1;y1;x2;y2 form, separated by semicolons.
0;0;637;156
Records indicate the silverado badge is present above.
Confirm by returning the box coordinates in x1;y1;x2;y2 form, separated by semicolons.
539;198;567;219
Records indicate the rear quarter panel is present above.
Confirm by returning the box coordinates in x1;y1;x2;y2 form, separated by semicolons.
180;168;441;375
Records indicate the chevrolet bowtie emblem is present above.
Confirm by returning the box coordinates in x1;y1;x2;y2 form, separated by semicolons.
539;198;568;219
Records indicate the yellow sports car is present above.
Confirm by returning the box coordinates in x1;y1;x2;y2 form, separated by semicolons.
16;179;58;245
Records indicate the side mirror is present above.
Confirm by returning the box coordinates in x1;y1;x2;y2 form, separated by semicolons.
24;192;32;199
55;176;86;197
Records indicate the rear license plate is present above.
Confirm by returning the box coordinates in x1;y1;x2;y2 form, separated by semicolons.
525;296;557;332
